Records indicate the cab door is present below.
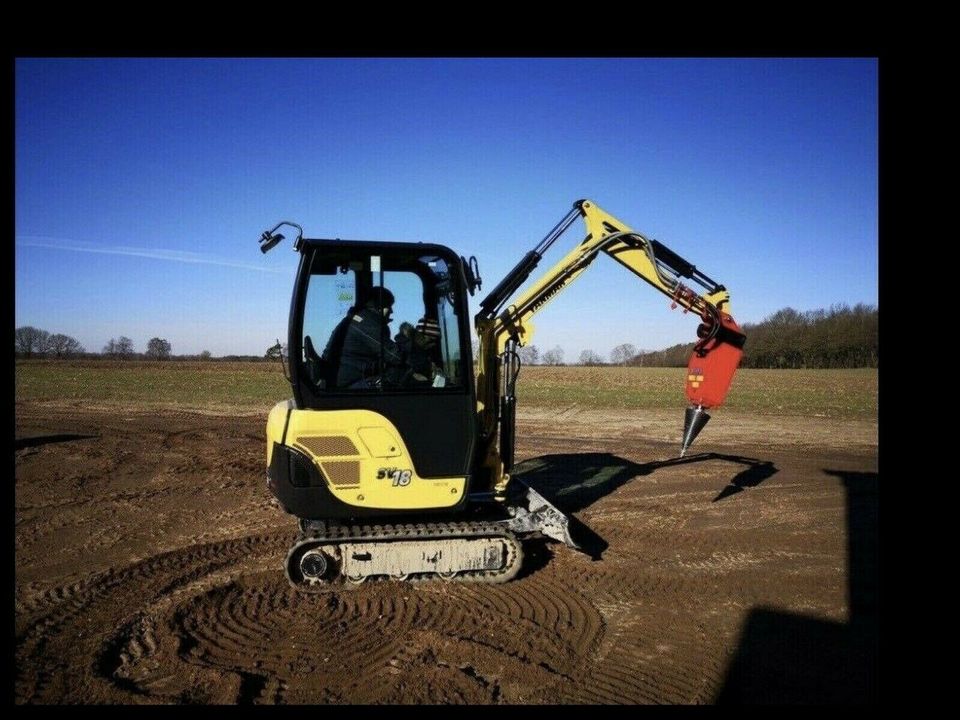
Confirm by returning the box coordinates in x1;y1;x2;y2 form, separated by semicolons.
288;241;477;480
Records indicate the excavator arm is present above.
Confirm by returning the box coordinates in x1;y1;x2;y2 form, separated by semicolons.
474;199;746;495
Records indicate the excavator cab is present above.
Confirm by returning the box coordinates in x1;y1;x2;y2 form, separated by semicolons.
268;240;482;521
290;242;473;398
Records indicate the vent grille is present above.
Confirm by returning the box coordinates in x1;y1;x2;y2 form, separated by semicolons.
321;461;361;487
296;435;359;457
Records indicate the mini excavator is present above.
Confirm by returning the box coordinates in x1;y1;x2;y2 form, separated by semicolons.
259;200;745;590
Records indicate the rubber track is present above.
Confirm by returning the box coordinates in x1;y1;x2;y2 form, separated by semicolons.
286;521;523;592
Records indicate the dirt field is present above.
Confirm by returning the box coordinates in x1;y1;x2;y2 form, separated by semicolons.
15;399;878;704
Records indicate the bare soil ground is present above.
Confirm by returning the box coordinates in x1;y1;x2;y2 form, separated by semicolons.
15;400;878;704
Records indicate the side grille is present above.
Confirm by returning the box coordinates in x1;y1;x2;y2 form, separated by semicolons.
321;461;361;487
295;435;359;457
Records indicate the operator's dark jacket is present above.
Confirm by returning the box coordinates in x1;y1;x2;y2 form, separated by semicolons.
323;306;405;388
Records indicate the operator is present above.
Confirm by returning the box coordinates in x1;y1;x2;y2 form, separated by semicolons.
324;287;432;389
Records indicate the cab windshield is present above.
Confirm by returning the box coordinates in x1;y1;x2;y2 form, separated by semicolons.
300;248;466;392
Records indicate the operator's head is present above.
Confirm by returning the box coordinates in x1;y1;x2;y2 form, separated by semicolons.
365;287;395;320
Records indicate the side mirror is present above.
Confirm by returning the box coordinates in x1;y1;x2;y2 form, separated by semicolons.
258;221;304;253
259;231;284;253
462;255;482;296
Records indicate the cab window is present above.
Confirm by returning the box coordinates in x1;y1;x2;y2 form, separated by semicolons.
300;250;465;392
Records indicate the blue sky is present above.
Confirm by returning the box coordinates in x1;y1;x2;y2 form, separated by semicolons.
16;58;877;359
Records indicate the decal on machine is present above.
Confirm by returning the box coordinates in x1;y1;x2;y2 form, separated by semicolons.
376;468;413;487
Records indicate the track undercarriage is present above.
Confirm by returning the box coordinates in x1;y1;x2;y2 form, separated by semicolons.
284;481;578;592
286;521;524;591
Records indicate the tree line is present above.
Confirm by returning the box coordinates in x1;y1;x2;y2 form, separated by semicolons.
15;327;280;362
515;343;639;367
628;304;878;369
15;327;182;360
14;326;85;359
511;305;877;369
14;327;279;362
17;304;878;368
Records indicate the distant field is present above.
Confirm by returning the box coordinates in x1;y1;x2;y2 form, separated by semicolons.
15;360;877;419
15;360;286;411
521;366;877;419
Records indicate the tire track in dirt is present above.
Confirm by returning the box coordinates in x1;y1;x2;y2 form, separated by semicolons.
440;577;602;663
17;579;90;616
548;594;734;704
83;566;610;704
16;533;291;703
16;402;871;703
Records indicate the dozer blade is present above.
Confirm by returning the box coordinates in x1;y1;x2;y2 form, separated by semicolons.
503;479;581;551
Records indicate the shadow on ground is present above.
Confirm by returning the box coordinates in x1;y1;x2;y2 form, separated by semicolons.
716;470;878;704
511;452;778;560
513;451;778;513
15;433;98;450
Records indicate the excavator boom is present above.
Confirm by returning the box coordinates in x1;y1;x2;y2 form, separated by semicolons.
474;200;745;488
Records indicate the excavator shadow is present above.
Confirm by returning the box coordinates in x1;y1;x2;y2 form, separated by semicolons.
511;451;778;561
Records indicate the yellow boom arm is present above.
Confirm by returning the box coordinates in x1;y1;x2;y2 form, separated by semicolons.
474;199;743;494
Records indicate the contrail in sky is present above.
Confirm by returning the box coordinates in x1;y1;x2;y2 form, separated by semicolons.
17;235;287;274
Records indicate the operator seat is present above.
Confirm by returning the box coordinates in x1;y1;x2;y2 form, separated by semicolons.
303;335;325;388
314;312;353;389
